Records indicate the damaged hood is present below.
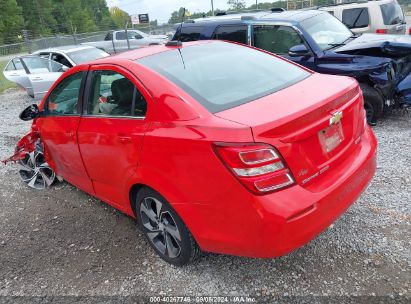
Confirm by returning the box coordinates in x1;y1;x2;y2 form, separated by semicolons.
335;34;411;58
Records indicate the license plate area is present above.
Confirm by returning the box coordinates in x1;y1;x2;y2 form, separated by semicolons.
318;122;344;153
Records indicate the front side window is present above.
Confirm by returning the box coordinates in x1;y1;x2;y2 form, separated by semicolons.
51;53;72;68
301;13;353;50
46;72;84;115
115;31;139;40
87;70;147;117
342;8;369;29
138;42;310;113
22;57;65;74
213;25;247;44
253;25;304;54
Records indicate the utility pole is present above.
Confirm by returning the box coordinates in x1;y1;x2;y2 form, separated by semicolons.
256;0;258;9
211;0;214;15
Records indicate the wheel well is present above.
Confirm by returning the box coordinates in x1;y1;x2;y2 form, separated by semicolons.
129;183;146;217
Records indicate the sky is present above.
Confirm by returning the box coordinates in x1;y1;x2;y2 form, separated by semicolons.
106;0;265;24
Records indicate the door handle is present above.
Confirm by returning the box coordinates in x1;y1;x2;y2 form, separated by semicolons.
118;136;132;143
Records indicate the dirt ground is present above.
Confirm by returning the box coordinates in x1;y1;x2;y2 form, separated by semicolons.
0;88;410;303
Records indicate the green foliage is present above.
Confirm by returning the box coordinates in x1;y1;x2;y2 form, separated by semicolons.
227;0;246;10
0;0;24;44
110;6;131;28
0;61;16;92
0;0;117;42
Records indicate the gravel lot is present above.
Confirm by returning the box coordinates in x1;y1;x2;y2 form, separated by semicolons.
0;88;410;302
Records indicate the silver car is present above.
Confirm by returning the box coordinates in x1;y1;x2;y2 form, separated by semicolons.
3;56;67;100
33;45;110;67
3;46;109;99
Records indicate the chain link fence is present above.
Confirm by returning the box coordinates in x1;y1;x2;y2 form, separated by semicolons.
0;24;176;58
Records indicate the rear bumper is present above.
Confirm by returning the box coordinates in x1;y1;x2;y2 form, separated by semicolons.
191;126;377;258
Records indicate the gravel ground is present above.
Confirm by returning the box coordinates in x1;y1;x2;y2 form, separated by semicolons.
0;88;410;302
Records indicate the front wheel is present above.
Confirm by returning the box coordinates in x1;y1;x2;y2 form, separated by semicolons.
360;84;384;125
135;187;200;266
18;144;56;190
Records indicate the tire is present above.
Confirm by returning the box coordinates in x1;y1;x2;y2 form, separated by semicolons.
360;84;384;125
18;142;56;190
135;187;200;266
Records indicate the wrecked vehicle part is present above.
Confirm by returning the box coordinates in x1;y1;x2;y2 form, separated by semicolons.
2;130;56;190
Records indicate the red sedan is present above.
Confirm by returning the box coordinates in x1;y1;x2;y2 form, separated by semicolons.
8;41;377;265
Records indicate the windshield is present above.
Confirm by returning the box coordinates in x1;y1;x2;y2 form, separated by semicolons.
138;42;310;113
380;1;404;25
301;13;353;51
67;48;109;64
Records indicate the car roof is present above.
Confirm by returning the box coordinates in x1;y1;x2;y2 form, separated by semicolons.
33;45;97;54
186;9;324;25
92;40;212;63
318;0;394;9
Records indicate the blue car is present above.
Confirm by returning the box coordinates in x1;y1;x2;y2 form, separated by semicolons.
173;9;411;124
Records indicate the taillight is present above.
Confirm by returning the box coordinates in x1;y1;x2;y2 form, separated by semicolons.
213;143;295;194
376;29;387;34
409;27;411;35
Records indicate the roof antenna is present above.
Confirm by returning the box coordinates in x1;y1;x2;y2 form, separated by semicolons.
166;8;185;47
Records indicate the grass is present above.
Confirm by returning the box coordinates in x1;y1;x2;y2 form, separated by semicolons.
0;61;16;93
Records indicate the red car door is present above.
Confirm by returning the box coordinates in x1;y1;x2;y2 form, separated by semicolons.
77;65;150;210
36;68;94;194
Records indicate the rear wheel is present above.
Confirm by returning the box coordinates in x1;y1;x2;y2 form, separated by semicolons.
135;187;200;266
360;84;384;125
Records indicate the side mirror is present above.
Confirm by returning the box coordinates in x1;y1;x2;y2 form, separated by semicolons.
19;104;40;121
288;44;311;57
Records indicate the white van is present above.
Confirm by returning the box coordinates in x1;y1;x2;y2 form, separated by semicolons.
319;0;406;35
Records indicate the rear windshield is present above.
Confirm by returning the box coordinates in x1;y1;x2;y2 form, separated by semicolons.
67;48;109;64
138;42;310;113
380;1;404;25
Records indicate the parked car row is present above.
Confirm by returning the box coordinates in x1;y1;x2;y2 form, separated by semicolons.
175;5;411;124
2;29;167;100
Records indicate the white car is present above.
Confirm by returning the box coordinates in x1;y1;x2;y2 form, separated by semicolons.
33;45;110;67
3;56;67;100
319;0;407;35
3;46;109;99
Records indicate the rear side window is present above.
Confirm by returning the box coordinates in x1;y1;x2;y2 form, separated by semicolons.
138;42;310;113
87;70;147;117
253;25;303;54
342;8;369;29
213;25;247;44
380;2;404;25
47;72;84;115
178;26;204;42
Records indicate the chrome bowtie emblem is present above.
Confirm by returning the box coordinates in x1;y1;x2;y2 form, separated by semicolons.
329;111;343;125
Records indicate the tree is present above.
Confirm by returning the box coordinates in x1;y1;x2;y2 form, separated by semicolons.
110;6;130;28
227;0;246;10
17;0;57;36
0;0;24;44
81;0;116;30
168;7;185;24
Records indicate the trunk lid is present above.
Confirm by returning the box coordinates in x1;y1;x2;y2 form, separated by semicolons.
215;73;365;187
